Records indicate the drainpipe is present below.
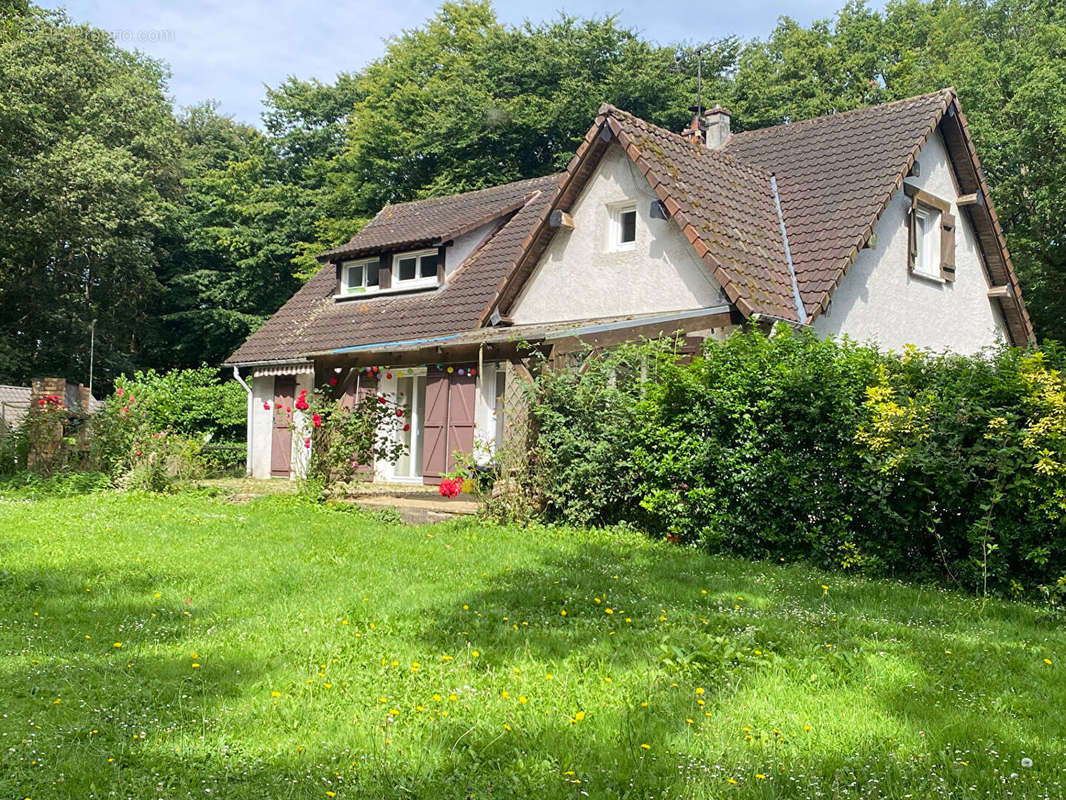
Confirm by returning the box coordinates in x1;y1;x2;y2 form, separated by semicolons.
232;366;253;477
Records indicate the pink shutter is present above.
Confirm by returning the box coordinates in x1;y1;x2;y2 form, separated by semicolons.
270;376;295;477
422;369;449;484
446;368;476;473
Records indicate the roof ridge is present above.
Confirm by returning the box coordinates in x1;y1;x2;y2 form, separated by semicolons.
727;88;955;140
374;173;560;215
599;104;774;185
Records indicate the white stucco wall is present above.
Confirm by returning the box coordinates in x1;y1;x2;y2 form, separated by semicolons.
812;130;1008;354
510;145;725;324
447;220;499;278
249;375;274;479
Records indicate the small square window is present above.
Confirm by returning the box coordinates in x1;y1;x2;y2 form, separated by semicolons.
610;203;638;250
391;249;441;289
342;258;379;294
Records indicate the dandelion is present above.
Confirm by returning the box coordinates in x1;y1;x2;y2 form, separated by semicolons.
504;724;511;731
378;697;387;703
545;673;553;680
686;718;694;724
695;687;705;695
727;778;737;785
605;608;614;614
640;743;650;750
821;585;828;592
52;698;61;705
518;696;528;704
756;773;766;779
448;694;458;702
113;642;122;648
471;650;480;658
803;724;812;732
154;593;161;598
411;662;420;671
1044;658;1053;665
271;691;281;698
191;663;200;669
1021;758;1033;768
326;792;336;798
571;711;585;723
560;609;567;616
501;691;510;699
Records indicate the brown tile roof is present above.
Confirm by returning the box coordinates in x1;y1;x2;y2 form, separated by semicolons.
722;88;1032;341
319;177;548;261
488;105;802;322
227;88;1033;365
226;175;559;364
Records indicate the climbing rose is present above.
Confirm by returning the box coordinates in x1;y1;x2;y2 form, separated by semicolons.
304;437;311;448
378;396;387;404
263;402;270;411
116;387;125;397
329;377;338;386
396;408;404;417
312;412;322;428
403;423;410;432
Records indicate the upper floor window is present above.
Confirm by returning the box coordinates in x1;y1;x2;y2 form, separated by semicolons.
342;258;379;294
912;205;941;279
610;202;637;251
393;249;440;289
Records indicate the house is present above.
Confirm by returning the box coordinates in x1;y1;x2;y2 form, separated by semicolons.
225;88;1033;482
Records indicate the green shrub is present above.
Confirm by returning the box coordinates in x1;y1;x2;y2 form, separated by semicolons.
527;328;1066;597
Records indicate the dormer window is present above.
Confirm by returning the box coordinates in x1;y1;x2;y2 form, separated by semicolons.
342;258;379;294
393;249;440;289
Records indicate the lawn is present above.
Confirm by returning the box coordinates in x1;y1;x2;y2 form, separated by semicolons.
1;488;1064;799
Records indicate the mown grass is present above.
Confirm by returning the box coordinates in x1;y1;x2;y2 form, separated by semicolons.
0;488;1064;799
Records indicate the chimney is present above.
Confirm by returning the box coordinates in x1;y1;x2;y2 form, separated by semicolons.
703;105;731;148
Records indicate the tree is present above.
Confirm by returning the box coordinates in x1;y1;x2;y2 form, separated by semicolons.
0;8;180;386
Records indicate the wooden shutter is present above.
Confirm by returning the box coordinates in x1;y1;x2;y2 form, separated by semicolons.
907;195;918;274
940;212;956;282
270;376;295;477
446;368;477;473
376;254;391;290
421;369;449;484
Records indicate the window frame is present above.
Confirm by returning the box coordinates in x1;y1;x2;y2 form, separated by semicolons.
341;257;380;295
391;249;441;290
608;201;638;251
912;203;942;280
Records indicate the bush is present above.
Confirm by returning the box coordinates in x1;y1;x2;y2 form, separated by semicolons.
527;328;1066;597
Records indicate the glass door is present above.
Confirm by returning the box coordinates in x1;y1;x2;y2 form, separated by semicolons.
393;373;426;479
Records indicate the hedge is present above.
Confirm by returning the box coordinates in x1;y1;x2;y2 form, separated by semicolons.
527;328;1066;598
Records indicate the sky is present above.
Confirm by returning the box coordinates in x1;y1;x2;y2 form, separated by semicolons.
42;0;869;126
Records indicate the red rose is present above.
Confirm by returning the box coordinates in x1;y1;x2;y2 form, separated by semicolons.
38;398;45;406
304;437;311;448
396;408;404;417
263;402;270;410
329;377;338;386
403;423;410;431
117;387;125;397
312;412;322;428
386;372;393;379
378;396;387;404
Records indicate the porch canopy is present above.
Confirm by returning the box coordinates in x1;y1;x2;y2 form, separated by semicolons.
304;306;735;372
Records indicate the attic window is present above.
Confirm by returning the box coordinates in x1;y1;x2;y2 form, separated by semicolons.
392;249;440;289
342;258;379;294
610;202;637;251
905;183;956;283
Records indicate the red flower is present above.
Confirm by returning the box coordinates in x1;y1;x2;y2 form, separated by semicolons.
312;412;322;428
295;396;309;410
329;377;338;386
263;402;271;410
135;450;142;457
304;437;311;448
121;406;129;415
403;423;410;431
386;372;393;379
38;398;45;406
396;408;404;417
128;396;134;404
275;402;282;409
116;387;125;397
438;477;464;498
378;395;387;404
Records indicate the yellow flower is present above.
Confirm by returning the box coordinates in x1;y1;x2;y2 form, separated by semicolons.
432;694;442;702
154;592;161;598
1044;658;1053;665
324;683;332;689
518;696;528;704
52;698;61;705
378;697;387;703
441;655;453;662
326;792;336;797
191;663;200;669
411;662;420;671
462;604;469;610
191;652;198;658
695;687;705;695
503;724;511;731
686;718;694;724
560;609;567;616
271;691;281;698
727;778;737;784
605;608;614;614
545;673;553;680
571;711;585;723
113;642;122;648
640;743;650;750
448;694;458;702
756;773;766;780
803;724;812;732
640;701;648;707
593;597;601;604
501;690;510;699
471;650;480;658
